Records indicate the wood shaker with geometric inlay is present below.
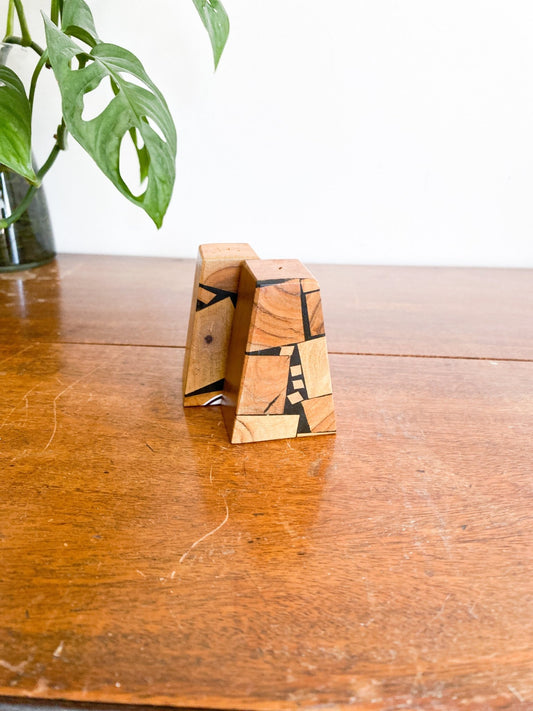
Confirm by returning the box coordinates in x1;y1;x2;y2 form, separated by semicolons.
222;259;335;443
183;243;258;406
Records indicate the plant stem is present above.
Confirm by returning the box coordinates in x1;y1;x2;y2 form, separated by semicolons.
0;123;67;231
51;0;59;26
3;35;44;57
29;51;48;109
12;0;32;46
5;0;15;40
0;182;40;231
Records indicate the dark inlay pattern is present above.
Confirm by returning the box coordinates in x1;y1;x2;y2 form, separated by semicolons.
196;283;238;311
284;345;311;433
185;378;226;398
300;281;312;342
246;346;282;357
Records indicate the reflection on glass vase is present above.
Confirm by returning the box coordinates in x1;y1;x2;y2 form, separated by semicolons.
0;41;56;272
0;168;56;272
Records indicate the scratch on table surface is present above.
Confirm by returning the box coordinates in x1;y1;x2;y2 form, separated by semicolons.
179;494;229;564
33;678;49;694
53;640;64;658
23;392;30;425
22;383;41;424
245;569;268;605
0;383;41;434
59;261;83;279
0;405;17;432
43;364;104;452
10;449;29;463
508;686;525;703
430;594;451;624
467;599;480;620
0;658;27;674
0;344;33;371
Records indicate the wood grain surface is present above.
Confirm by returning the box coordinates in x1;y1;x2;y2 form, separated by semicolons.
0;339;532;710
1;255;532;359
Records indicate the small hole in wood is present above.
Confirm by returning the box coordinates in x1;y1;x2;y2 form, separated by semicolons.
205;335;213;344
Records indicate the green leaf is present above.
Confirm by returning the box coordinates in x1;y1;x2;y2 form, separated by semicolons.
43;15;177;228
191;0;229;69
110;77;149;186
61;0;99;47
0;66;38;185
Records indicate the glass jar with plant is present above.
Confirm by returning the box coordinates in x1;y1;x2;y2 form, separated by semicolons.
0;0;229;270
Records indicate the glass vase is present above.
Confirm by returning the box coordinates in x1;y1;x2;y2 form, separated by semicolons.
0;42;56;271
0;169;56;271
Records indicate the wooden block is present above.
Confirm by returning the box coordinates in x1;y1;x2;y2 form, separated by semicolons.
287;391;304;405
239;354;291;414
297;336;333;399
183;243;258;406
302;393;336;433
232;414;300;444
247;280;306;352
280;345;295;356
222;259;336;443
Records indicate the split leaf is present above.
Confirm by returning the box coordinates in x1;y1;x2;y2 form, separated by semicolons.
44;15;177;227
61;0;99;47
191;0;230;69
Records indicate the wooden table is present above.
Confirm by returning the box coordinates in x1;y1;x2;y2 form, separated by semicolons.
0;255;532;711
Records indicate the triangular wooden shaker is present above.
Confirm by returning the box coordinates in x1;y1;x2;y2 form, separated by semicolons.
222;259;335;443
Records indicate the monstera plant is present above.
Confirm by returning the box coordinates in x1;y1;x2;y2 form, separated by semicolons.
0;0;228;246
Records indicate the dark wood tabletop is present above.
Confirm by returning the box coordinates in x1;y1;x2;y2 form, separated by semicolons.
0;255;532;711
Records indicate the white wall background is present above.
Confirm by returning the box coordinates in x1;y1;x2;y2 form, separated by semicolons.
3;0;533;266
